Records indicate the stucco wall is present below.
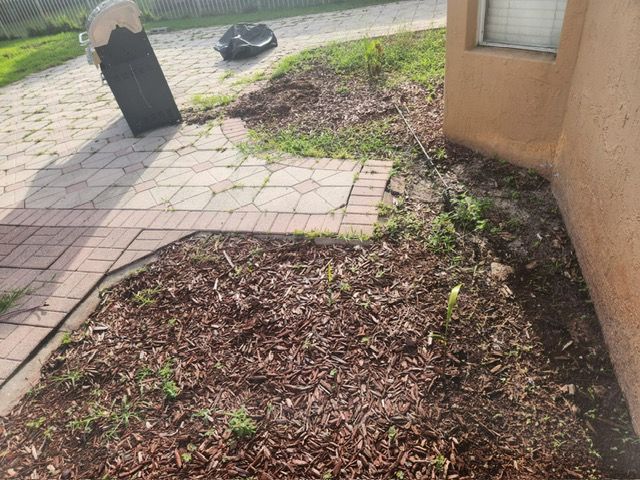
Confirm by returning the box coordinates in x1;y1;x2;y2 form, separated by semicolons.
444;0;640;431
552;0;640;432
443;0;585;173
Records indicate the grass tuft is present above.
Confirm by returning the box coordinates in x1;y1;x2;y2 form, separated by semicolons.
0;287;28;315
131;286;163;307
232;70;266;86
192;93;236;111
245;121;410;163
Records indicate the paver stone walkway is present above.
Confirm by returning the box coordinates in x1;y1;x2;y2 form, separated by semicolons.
0;0;446;386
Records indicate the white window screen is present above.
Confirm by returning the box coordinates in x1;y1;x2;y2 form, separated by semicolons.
479;0;567;52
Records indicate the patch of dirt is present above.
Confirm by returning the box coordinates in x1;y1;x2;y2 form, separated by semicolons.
228;65;398;133
181;105;225;125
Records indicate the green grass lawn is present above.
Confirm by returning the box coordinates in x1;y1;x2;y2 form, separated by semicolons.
0;0;403;88
144;0;403;31
272;28;446;86
0;32;83;87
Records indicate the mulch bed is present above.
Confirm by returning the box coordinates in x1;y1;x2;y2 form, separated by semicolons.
0;234;619;479
2;48;640;480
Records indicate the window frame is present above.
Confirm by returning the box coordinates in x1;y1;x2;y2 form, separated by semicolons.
477;0;562;54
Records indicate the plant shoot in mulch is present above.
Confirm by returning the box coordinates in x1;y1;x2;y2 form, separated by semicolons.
131;286;163;307
227;407;257;439
444;283;462;341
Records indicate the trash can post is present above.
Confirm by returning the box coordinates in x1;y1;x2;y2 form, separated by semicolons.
83;0;181;136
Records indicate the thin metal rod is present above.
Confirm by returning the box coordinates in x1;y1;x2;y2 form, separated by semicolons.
394;102;450;192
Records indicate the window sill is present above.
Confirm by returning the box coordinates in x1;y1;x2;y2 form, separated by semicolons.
469;45;557;63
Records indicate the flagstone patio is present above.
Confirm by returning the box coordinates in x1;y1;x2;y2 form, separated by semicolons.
0;0;446;387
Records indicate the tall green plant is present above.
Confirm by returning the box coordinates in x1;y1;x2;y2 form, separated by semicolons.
364;39;384;78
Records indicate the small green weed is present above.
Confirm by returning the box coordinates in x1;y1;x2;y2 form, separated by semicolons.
326;263;334;285
189;246;217;263
232;70;266;86
192;93;236;111
131;286;162;307
434;146;447;160
432;454;446;473
427;193;491;254
105;396;141;438
374;205;425;241
450;193;491;232
292;229;335;240
52;369;83;387
67;404;109;434
427;214;456;254
364;39;384;79
376;201;396;217
0;287;28;315
60;332;73;346
67;397;140;438
159;360;181;400
193;408;213;421
135;366;153;382
26;416;46;430
227;407;257;438
162;380;180;399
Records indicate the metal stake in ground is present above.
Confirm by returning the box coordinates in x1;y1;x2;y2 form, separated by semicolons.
394;102;452;209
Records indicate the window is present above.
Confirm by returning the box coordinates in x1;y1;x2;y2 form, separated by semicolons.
478;0;567;53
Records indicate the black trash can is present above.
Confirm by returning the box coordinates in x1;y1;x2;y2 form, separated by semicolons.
83;0;181;136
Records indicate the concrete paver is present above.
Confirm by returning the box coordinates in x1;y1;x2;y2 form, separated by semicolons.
0;0;445;386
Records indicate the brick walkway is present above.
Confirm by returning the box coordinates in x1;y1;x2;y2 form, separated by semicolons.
0;1;446;385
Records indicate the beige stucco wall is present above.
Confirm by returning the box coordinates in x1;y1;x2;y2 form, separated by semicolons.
444;0;640;432
552;0;640;433
443;0;586;173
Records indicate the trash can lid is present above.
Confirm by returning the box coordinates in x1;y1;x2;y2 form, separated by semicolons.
88;0;143;48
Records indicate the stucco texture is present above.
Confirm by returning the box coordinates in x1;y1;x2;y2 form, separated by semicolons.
444;0;640;431
552;0;640;432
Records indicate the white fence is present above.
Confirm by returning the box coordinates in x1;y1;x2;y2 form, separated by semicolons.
0;0;340;38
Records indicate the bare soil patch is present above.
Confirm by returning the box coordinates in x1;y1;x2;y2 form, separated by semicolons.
228;65;398;133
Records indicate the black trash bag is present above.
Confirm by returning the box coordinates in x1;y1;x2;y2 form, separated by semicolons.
214;23;278;61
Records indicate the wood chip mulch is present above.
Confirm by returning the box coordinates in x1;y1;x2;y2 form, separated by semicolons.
0;233;620;479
